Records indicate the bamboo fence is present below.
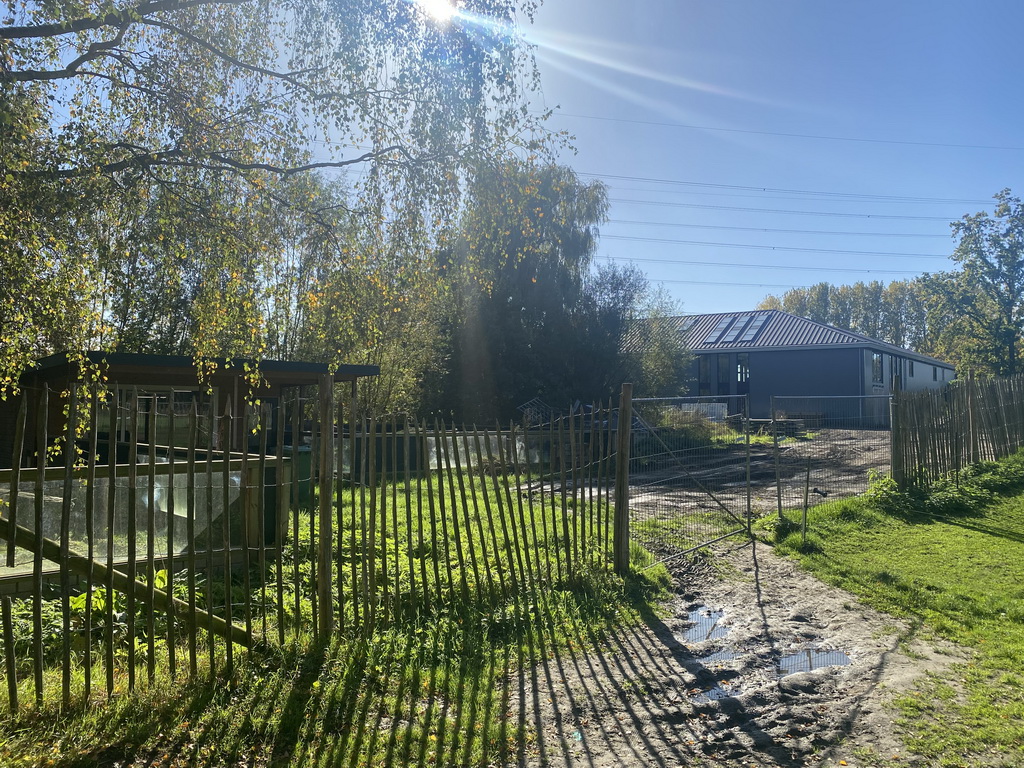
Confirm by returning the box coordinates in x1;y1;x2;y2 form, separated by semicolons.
0;384;624;714
892;373;1024;489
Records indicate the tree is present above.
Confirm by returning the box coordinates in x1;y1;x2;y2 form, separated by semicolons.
2;0;542;187
424;160;685;420
1;0;549;394
427;160;607;419
757;279;929;349
920;190;1024;375
605;272;692;398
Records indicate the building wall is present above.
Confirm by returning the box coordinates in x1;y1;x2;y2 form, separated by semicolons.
690;346;952;421
692;347;864;418
747;348;864;418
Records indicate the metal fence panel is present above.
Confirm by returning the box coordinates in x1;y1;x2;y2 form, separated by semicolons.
771;395;891;513
628;396;751;561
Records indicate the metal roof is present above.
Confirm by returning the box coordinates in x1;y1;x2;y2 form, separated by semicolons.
664;310;953;367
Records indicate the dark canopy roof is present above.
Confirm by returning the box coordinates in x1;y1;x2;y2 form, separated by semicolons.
23;352;379;391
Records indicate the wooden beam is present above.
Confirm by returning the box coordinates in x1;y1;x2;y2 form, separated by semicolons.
0;515;253;649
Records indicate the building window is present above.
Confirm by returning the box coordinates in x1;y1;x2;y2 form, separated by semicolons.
699;356;710;396
872;353;883;384
908;360;914;378
717;353;730;393
736;353;750;395
736;353;750;383
933;366;938;381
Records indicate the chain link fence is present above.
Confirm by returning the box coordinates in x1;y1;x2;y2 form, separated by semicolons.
621;394;894;563
770;396;891;514
628;396;752;559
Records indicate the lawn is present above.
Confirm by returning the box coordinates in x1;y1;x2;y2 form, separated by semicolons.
769;457;1024;767
0;460;672;767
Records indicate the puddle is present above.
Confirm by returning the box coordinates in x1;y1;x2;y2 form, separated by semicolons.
696;648;739;667
685;606;728;643
689;681;739;703
777;648;851;676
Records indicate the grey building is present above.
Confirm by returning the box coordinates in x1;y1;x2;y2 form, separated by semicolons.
668;310;954;421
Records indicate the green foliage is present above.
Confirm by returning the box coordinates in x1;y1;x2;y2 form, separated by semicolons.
865;451;1024;519
758;279;930;350
758;190;1024;377
759;512;800;543
424;160;686;419
0;0;551;402
923;190;1024;376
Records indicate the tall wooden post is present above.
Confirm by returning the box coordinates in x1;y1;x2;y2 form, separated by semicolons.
967;370;979;464
613;383;633;576
890;384;904;490
317;375;334;638
772;396;784;520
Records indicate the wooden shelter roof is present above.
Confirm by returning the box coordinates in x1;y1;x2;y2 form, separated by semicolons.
23;352;379;391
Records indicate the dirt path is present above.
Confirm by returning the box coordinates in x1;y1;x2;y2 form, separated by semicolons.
509;540;963;767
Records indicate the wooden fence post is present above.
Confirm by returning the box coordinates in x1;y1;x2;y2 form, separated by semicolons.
613;383;632;577
890;388;905;490
772;396;784;520
317;375;334;638
967;370;979;464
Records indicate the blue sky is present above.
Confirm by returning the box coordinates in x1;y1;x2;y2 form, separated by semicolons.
523;1;1024;314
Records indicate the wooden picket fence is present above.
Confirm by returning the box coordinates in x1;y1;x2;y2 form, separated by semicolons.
892;373;1024;489
0;383;627;714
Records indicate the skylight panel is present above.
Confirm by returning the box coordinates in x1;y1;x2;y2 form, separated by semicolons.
707;316;735;343
739;313;769;343
719;315;752;344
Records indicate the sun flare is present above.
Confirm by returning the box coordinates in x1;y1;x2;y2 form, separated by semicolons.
418;0;458;22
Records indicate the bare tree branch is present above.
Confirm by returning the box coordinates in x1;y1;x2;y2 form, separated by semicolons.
1;25;129;82
0;0;250;41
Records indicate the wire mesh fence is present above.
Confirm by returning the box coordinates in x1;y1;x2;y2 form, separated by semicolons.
628;396;752;559
622;394;897;564
771;396;891;514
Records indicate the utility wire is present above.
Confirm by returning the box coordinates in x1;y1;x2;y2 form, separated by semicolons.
601;234;947;259
645;278;810;288
609;198;958;221
608;219;950;238
601;255;922;275
583;172;991;205
548;111;1024;152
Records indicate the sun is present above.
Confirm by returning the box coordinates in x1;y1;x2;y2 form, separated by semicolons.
418;0;458;22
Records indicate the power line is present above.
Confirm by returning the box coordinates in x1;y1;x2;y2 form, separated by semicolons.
609;198;958;221
601;234;947;259
608;219;950;239
583;172;990;206
600;184;967;206
601;255;922;275
645;278;810;288
548;111;1024;152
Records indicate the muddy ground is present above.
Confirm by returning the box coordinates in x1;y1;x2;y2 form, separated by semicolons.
629;429;892;540
509;539;963;767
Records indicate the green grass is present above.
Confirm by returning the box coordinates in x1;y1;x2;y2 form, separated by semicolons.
0;466;672;767
763;457;1024;767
